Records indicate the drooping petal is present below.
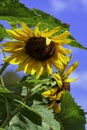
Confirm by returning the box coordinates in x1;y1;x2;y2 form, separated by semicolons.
56;91;64;100
35;62;44;79
63;78;78;83
16;56;32;72
53;73;63;88
56;46;72;55
53;101;61;113
64;61;79;79
46;61;52;76
50;56;64;70
42;87;58;98
58;53;69;65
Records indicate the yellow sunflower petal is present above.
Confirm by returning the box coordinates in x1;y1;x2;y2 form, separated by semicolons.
2;41;25;47
21;22;33;37
63;78;78;83
33;23;40;37
52;31;70;40
46;38;51;45
2;42;25;53
64;61;79;79
25;59;36;74
4;52;28;65
16;56;31;72
53;73;63;88
30;59;39;75
6;30;28;41
49;101;55;108
41;26;61;37
56;46;72;54
58;53;69;65
50;56;64;70
53;101;61;113
46;61;52;76
35;62;44;79
49;95;57;100
3;55;20;64
42;87;58;98
13;29;29;41
56;91;64;100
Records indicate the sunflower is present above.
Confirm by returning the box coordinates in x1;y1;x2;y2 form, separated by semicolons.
42;61;78;113
2;22;71;78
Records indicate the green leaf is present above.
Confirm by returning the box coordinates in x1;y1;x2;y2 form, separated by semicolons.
69;35;87;50
0;96;7;125
0;0;87;50
31;100;60;130
0;0;69;30
0;24;7;41
58;91;86;130
15;99;42;126
0;86;11;93
6;115;49;130
5;119;29;130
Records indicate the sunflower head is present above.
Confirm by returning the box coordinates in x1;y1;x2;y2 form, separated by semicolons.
2;22;72;78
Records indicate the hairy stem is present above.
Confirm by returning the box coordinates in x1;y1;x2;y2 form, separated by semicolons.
0;62;9;75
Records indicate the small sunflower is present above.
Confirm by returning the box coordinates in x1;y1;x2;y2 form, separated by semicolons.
42;61;78;113
42;87;64;113
2;22;71;78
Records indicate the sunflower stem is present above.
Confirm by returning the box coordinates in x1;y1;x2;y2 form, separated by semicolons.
0;62;9;75
0;75;5;88
1;90;30;128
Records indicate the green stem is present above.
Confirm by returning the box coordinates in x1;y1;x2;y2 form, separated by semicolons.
1;104;21;128
0;75;5;87
1;90;30;128
0;62;9;75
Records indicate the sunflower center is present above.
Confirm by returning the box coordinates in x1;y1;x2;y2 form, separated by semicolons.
25;37;55;61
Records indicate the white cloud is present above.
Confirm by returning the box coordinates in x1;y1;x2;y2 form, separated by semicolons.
50;0;87;14
71;71;87;90
70;71;87;111
50;0;67;12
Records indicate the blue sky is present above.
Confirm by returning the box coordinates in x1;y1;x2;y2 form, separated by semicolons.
0;0;87;118
20;0;87;111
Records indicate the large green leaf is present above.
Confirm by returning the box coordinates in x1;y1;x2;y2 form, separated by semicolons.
31;101;60;130
0;0;87;50
0;96;7;126
58;91;86;130
0;0;69;29
0;24;7;41
5;115;49;130
15;99;42;126
69;35;87;50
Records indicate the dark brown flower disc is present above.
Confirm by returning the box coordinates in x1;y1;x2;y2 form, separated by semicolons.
25;37;55;61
